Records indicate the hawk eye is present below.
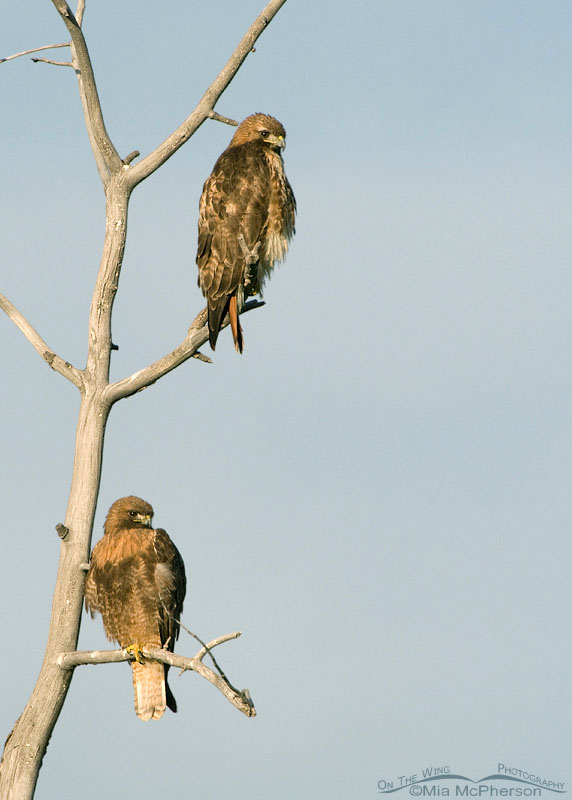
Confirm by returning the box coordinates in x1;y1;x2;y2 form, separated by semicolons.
260;130;269;138
129;510;137;517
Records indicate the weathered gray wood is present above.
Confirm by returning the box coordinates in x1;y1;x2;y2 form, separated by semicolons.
0;1;286;796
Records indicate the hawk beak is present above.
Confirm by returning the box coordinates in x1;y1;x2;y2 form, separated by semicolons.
136;514;152;527
265;134;285;151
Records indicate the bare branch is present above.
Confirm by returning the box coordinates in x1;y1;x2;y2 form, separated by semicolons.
75;0;85;25
56;633;256;717
57;631;241;669
0;42;70;64
208;110;239;127
192;351;213;364
179;623;232;682
126;0;287;188
105;299;264;404
145;646;254;717
57;648;127;667
122;150;140;166
0;294;83;389
31;58;73;67
51;0;123;183
192;631;242;661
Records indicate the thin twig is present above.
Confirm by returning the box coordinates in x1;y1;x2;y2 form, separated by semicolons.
176;620;229;680
0;294;83;389
208;111;239;127
122;150;140;166
0;42;70;64
31;58;73;67
192;351;213;364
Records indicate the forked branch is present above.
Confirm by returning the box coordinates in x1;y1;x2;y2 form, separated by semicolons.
104;299;265;403
50;0;122;182
57;632;255;717
126;0;287;188
0;294;83;389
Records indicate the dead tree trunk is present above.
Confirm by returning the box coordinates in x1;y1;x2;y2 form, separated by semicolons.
0;2;286;798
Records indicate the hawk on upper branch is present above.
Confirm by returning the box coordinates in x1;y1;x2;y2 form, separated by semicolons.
85;496;186;721
196;113;296;352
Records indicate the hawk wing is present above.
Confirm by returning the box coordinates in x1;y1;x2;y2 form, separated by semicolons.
152;527;186;652
197;142;272;347
150;527;186;716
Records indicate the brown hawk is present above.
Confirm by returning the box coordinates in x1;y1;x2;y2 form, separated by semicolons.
85;496;186;721
196;112;296;352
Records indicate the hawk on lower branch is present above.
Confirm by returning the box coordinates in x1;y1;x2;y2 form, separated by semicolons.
196;113;296;352
85;496;186;721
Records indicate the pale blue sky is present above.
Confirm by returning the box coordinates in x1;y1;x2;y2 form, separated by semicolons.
1;2;570;798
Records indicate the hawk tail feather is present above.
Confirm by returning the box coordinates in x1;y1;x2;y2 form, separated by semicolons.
131;660;168;721
228;294;244;353
166;667;178;713
208;294;243;353
207;298;229;351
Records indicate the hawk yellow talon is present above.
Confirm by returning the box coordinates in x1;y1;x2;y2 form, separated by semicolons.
124;643;145;664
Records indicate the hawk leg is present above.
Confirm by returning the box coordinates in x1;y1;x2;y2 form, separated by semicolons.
124;642;145;664
238;235;261;297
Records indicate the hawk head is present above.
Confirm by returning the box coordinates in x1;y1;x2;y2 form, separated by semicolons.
230;113;287;153
105;496;154;534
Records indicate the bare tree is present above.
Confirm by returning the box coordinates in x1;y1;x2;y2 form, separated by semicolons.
0;2;286;798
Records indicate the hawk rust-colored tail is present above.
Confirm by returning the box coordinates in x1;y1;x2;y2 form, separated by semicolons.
228;294;244;353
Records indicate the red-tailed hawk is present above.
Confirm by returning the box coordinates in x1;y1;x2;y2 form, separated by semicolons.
196;112;296;352
85;496;186;721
